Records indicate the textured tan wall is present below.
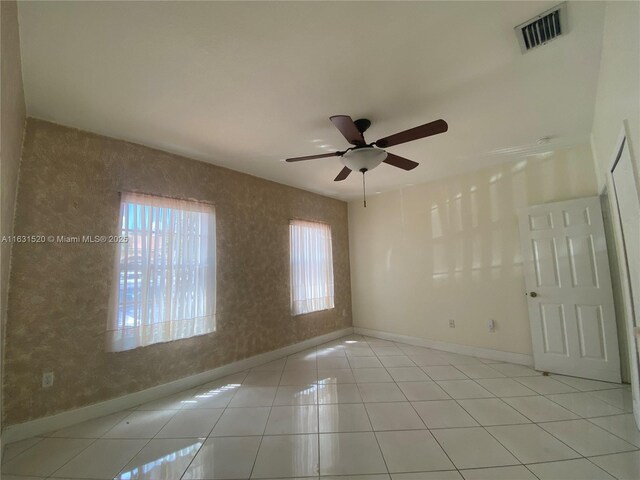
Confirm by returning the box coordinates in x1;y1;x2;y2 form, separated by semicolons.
3;119;352;426
1;0;27;433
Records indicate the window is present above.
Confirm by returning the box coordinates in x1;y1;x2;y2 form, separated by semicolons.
107;192;216;351
290;220;334;315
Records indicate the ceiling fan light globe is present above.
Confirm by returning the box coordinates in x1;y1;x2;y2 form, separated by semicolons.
341;147;387;173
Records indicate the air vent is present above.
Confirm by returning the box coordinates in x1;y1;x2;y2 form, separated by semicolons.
515;3;568;53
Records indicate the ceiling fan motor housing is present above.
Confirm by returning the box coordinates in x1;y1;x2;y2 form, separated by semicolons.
353;118;372;134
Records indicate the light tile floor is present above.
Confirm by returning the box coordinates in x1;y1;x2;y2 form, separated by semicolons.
2;335;638;479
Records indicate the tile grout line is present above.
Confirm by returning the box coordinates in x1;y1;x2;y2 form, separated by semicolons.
538;390;640;451
423;349;631;474
391;339;497;478
447;364;637;477
329;337;631;478
393;340;491;479
5;334;635;480
541;391;625;414
367;338;461;478
170;370;248;480
38;437;101;480
248;345;293;479
386;338;468;478
375;337;636;478
109;403;186;479
1;436;45;465
315;345;321;477
452;395;579;473
176;387;235;480
583;452;634;480
47;405;182;480
43;406;173;479
362;340;402;477
392;341;550;478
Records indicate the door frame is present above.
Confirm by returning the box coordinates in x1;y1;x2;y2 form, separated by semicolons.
605;122;640;427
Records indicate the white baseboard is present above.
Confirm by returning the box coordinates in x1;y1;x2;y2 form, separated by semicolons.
354;327;533;367
3;327;353;444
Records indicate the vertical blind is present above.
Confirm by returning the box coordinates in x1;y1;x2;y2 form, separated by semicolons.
290;220;335;315
107;192;216;352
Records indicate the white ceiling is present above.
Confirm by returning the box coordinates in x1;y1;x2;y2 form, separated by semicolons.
17;1;605;200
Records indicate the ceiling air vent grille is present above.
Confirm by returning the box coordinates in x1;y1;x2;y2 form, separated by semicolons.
515;3;568;53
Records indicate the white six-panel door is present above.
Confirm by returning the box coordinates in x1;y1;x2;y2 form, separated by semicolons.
518;197;621;383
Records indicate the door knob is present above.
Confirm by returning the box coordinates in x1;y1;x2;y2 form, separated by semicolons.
529;292;538;298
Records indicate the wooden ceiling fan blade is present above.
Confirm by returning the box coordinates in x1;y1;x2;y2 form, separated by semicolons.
383;153;419;171
334;166;351;181
286;152;341;162
375;119;448;148
330;115;365;146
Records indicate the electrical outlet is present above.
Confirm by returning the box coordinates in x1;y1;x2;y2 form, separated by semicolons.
449;319;455;328
42;371;54;388
488;319;495;333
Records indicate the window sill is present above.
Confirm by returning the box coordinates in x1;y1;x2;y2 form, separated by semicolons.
292;307;335;317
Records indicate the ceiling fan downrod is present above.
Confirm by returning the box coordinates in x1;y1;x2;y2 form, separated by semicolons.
360;168;367;208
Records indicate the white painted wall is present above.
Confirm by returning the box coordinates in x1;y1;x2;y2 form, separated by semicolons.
349;144;598;355
591;1;640;186
590;0;640;384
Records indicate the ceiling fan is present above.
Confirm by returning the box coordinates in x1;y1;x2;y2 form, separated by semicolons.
286;115;449;183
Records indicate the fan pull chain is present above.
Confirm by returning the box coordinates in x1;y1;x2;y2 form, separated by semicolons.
362;171;367;208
